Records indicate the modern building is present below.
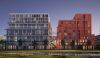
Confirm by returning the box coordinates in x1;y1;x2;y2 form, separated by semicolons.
57;13;95;50
6;13;52;49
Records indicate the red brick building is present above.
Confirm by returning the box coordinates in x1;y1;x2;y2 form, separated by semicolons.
57;13;95;50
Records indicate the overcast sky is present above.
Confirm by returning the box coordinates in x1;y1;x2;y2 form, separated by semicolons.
0;0;100;36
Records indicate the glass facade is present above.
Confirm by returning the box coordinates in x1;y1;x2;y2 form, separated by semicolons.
6;13;52;49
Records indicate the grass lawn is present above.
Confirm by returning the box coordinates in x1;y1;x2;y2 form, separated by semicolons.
1;50;100;53
0;50;100;58
0;53;100;58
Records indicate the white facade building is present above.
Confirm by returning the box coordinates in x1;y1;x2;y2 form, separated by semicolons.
6;13;52;49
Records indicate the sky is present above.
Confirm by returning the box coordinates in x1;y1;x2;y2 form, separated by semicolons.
0;0;100;36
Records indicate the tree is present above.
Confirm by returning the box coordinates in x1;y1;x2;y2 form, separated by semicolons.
77;45;82;50
0;40;5;49
32;40;37;50
43;39;48;50
18;39;23;46
70;40;75;50
61;39;65;49
17;39;23;49
87;40;91;45
87;40;91;50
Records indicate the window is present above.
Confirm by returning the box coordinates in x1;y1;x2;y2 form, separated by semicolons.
88;30;90;33
45;15;48;17
83;15;85;19
64;30;67;32
70;21;72;24
16;15;19;17
32;30;35;35
77;21;79;24
74;22;76;24
20;14;23;18
61;21;63;24
73;30;76;32
66;22;67;24
32;15;34;17
19;29;22;35
12;24;15;26
64;33;66;39
32;24;36;26
28;24;31;26
24;24;27;26
73;32;76;39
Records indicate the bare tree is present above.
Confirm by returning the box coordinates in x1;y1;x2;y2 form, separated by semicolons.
32;40;37;50
61;39;65;49
44;39;48;50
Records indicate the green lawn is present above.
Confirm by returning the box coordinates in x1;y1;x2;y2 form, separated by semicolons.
0;53;100;58
1;50;100;53
0;50;100;58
